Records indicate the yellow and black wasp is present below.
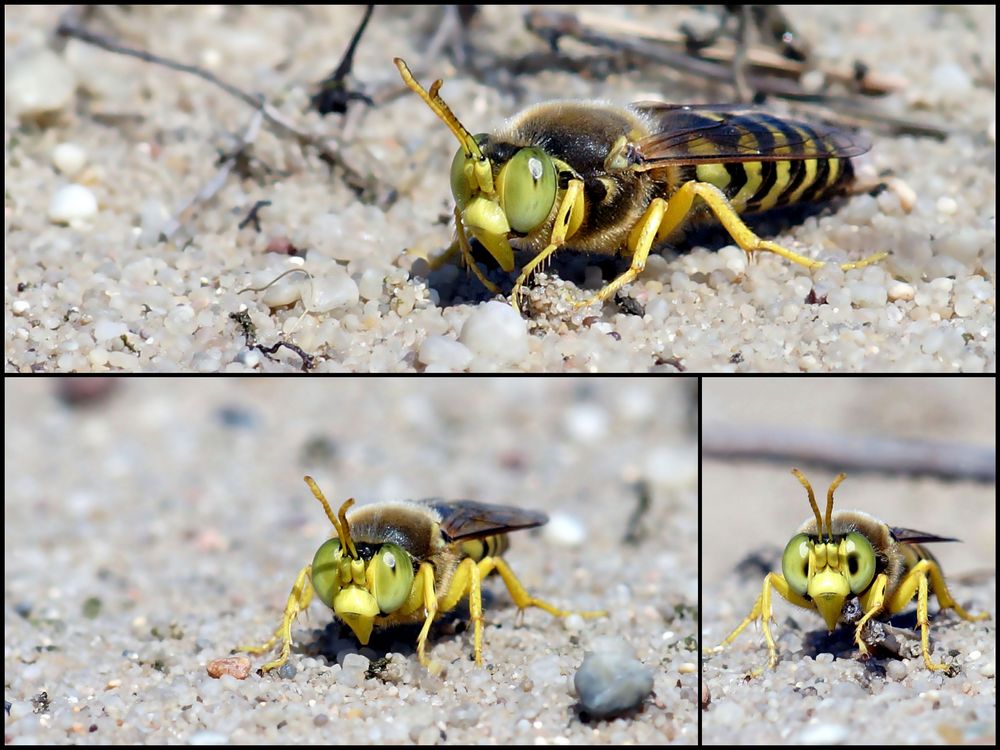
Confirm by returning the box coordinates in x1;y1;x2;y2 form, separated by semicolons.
707;470;989;676
395;58;885;313
238;476;603;673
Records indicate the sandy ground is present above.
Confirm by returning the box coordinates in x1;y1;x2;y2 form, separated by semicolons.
4;377;697;744
701;378;996;745
4;6;996;372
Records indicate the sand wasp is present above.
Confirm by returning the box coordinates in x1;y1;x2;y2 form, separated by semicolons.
706;469;988;676
237;477;603;673
395;58;885;314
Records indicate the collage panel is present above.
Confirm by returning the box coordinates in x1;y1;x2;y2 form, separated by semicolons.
701;377;995;745
4;376;697;744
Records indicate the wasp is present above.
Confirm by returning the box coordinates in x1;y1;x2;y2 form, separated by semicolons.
237;476;603;673
395;58;885;314
706;469;988;676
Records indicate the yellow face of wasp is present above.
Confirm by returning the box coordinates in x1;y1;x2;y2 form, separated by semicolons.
781;532;877;630
310;537;415;646
449;140;558;273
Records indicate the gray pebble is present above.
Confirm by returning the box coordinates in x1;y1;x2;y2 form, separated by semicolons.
574;648;654;719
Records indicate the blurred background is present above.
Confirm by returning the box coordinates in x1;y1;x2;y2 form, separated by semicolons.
4;377;697;743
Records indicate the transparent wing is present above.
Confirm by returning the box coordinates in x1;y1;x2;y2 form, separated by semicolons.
418;499;548;542
626;103;871;168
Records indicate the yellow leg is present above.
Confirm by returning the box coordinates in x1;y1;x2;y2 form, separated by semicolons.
883;559;988;672
664;181;886;270
483;557;605;619
511;179;585;314
236;564;313;673
413;562;440;667
853;573;888;658
706;572;813;675
575;197;668;308
454;208;502;294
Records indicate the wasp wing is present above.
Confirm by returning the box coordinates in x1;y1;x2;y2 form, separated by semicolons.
890;527;960;545
625;103;871;170
418;499;548;542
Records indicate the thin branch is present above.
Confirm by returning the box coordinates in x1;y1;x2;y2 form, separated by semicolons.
702;426;995;482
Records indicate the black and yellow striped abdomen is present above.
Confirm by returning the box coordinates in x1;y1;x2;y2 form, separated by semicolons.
636;107;864;217
458;533;510;563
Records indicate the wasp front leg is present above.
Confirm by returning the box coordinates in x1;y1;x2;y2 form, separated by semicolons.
707;572;813;676
511;179;585;314
884;559;989;673
236;564;313;674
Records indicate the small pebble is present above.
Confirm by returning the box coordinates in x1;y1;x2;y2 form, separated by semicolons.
93;320;129;343
48;184;98;224
885;660;909;681
573;645;654;719
205;655;251;680
542;512;587;547
52;143;87;175
5;48;77;122
190;730;229;745
936;196;958;215
418;336;473;370
306;271;360;312
458;301;529;365
261;275;304;308
888;282;915;302
797;723;849;745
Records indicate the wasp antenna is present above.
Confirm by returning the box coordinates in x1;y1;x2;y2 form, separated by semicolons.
337;498;358;560
826;473;847;543
394;57;483;160
791;469;825;540
303;476;358;559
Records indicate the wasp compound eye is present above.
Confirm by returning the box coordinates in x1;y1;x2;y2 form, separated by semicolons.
311;538;344;609
500;147;557;234
370;543;414;614
781;533;810;596
844;531;876;594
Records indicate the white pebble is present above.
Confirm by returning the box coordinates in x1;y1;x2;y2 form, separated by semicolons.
849;282;887;308
885;660;909;680
52;142;87;175
888;282;915;301
305;270;359;312
562;613;585;633
262;275;304;308
5;48;77;121
935;196;958;215
418;335;473;370
138;200;171;246
12;300;30;315
797;723;849;745
93;319;129;342
458;301;529;364
542;512;587;547
48;184;98;224
357;268;385;301
564;403;609;443
930;62;972;96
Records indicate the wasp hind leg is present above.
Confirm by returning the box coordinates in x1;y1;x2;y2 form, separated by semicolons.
885;559;989;674
578;180;887;308
236;564;313;674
